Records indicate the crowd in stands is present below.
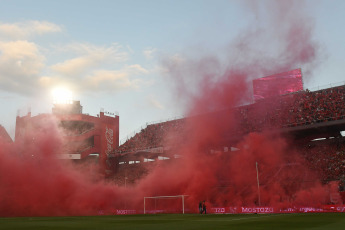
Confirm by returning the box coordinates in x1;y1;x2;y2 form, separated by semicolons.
116;119;184;153
114;85;345;186
110;162;153;186
117;85;345;154
237;85;345;134
301;137;345;183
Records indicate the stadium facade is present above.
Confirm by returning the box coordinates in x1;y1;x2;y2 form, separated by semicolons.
15;101;119;172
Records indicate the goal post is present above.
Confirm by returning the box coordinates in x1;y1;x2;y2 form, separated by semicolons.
144;195;189;214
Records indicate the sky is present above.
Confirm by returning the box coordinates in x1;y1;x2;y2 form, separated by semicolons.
0;0;345;142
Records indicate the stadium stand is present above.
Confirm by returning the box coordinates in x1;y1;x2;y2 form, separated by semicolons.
117;85;345;153
116;119;184;153
302;137;345;183
115;85;345;187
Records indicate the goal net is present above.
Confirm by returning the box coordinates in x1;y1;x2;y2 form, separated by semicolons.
144;195;189;214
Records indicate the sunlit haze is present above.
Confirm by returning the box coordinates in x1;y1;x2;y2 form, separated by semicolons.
0;0;344;141
51;87;73;104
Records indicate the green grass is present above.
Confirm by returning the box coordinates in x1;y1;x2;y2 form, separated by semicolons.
0;213;344;230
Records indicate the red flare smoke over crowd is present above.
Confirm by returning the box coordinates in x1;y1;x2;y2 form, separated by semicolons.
0;0;333;216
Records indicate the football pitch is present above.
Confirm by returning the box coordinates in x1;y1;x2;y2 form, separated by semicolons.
0;213;344;230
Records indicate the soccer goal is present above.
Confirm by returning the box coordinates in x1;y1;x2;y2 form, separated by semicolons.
144;195;189;214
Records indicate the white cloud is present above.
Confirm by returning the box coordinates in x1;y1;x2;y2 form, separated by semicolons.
0;21;62;40
39;67;148;95
84;69;143;91
0;40;45;95
126;45;134;54
50;56;96;76
148;95;164;110
54;43;127;59
42;63;150;94
143;47;157;59
0;21;151;97
125;64;149;74
50;43;129;76
46;43;150;93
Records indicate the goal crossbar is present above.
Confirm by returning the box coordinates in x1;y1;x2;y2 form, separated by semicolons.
144;195;189;214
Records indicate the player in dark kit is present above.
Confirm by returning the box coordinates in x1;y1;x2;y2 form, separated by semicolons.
201;201;206;214
199;201;203;214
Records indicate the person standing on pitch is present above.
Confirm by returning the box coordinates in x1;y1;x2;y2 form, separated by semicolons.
199;201;203;214
202;200;207;214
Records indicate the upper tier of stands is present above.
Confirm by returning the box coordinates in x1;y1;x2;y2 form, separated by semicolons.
117;85;345;154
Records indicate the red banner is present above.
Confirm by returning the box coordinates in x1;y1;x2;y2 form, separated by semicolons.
98;205;345;215
209;205;345;214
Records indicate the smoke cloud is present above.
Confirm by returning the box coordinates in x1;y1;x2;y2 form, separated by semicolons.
139;0;326;209
0;0;330;216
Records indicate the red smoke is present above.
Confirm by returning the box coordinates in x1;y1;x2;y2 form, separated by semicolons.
137;0;327;210
0;0;330;216
134;67;328;210
0;119;128;216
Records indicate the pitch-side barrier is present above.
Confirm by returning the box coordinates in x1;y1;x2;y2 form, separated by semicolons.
99;205;345;215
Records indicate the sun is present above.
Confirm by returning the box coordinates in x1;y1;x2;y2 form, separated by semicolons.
51;87;73;104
